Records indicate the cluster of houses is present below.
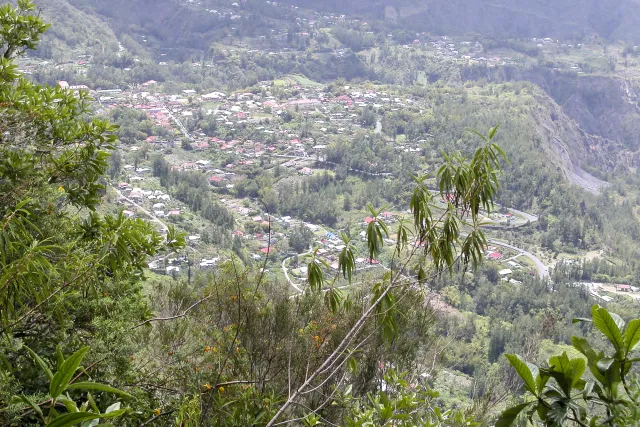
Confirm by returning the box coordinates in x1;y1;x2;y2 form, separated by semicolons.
84;77;432;182
117;182;181;220
576;282;640;304
484;246;527;283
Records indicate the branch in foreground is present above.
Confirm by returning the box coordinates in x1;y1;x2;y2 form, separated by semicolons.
131;294;213;329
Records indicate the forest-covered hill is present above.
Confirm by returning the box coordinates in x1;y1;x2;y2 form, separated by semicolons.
282;0;640;43
44;0;640;55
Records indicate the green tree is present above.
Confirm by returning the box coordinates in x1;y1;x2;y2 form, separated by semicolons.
0;3;183;424
289;225;314;253
267;126;506;425
498;305;640;426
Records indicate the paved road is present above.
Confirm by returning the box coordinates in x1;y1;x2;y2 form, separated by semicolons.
161;102;193;140
488;239;549;279
281;230;550;292
509;208;538;223
281;251;310;294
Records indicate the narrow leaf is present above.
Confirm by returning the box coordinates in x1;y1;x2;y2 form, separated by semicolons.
50;347;90;398
24;346;53;381
16;395;43;417
66;382;132;399
488;124;500;140
45;409;126;427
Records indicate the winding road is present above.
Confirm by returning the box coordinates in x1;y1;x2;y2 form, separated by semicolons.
509;208;538;223
281;251;310;294
487;239;549;279
280;211;550;293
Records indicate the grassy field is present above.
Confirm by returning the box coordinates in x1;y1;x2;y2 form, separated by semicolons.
274;74;324;88
290;74;324;88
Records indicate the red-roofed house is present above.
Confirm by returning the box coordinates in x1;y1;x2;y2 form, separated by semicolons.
193;141;209;150
209;176;224;185
488;251;503;260
364;217;374;224
334;95;353;106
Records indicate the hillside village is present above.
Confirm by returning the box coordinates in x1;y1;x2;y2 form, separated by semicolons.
71;76;547;291
15;0;640;304
27;62;632;304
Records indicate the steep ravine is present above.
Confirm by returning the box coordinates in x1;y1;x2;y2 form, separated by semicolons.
463;66;640;189
531;92;616;194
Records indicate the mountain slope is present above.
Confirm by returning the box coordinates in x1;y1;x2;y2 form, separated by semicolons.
282;0;640;43
34;0;119;59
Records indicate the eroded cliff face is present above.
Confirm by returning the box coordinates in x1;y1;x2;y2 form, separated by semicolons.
529;90;629;193
561;76;640;152
463;66;640;185
464;66;640;150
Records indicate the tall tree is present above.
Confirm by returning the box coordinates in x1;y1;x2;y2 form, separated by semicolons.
0;2;183;425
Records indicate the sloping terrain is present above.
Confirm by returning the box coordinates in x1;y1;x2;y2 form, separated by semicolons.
33;0;120;59
462;65;640;165
531;91;618;193
47;0;301;59
282;0;640;43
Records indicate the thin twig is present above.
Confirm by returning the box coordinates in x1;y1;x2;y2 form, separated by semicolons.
131;294;214;329
138;409;175;427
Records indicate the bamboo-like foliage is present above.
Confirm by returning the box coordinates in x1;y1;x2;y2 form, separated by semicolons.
302;125;505;317
266;126;507;426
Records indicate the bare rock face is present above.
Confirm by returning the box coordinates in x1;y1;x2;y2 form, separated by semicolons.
460;64;640;191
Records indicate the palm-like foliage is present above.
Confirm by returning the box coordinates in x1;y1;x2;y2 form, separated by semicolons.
267;126;507;426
